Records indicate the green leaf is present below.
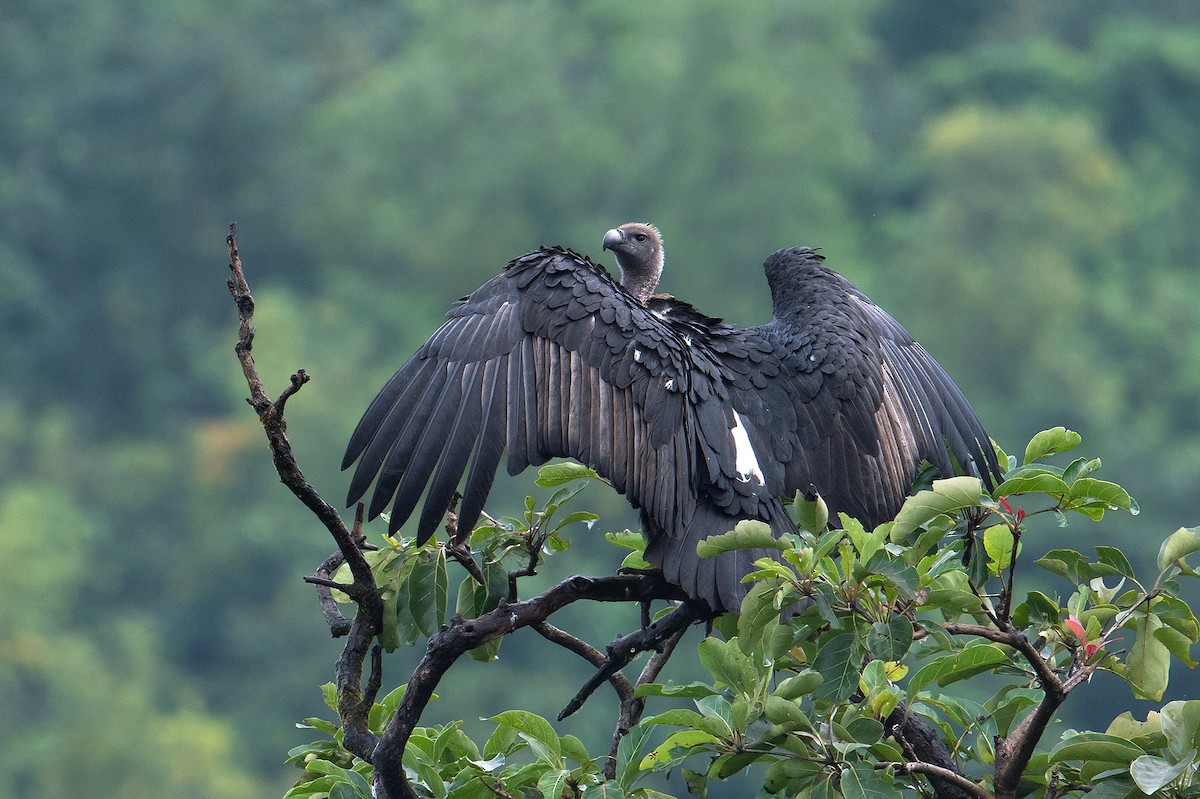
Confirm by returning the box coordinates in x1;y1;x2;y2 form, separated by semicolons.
551;510;599;532
840;760;895;799
1106;710;1164;743
697;637;758;691
639;730;721;770
403;744;448;799
605;529;646;551
1048;732;1147;765
994;472;1071;499
641;708;708;729
1067;478;1138;518
535;462;599;486
1011;591;1061;628
1130;753;1193;794
983;524;1017;575
329;783;368;799
615;725;653;790
1023;427;1081;464
1159;527;1200;573
320;681;338;712
1035;549;1092;584
1095;546;1136;580
763;758;824;795
696;519;783;558
634;681;719;699
1154;595;1200;641
544;480;589;515
368;683;408;734
695;695;735;732
764;694;813;730
813;527;847;562
1063;457;1102;484
862;552;919;600
845;716;885;745
889;477;984;540
536;768;571;799
737;580;785;657
1155;624;1197;668
866;616;914;662
1161;701;1200;761
1081;777;1149;799
305;758;374;796
407;547;448;638
773;671;824;700
489;710;561;762
907;644;1009;701
811;632;859;703
1126;611;1171;701
794;489;829;533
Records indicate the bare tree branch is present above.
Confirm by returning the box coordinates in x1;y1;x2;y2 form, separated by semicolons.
604;622;691;778
227;225;383;769
557;599;704;723
533;621;636;704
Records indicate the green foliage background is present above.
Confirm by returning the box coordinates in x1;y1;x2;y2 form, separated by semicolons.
2;1;1199;796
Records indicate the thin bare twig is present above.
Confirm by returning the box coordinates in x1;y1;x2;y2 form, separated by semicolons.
226;226;383;769
534;621;636;702
557;599;705;722
604;623;691;778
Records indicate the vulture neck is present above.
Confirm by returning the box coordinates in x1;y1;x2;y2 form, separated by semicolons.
614;251;663;306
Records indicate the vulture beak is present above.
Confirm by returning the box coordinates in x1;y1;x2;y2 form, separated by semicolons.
602;228;625;251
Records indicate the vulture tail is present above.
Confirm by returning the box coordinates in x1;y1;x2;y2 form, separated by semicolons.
643;501;795;614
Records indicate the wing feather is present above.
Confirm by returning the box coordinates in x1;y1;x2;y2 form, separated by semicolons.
722;249;1001;530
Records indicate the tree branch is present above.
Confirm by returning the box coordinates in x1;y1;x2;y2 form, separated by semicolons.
886;702;984;799
557;598;703;722
938;619;1066;799
226;226;383;766
892;761;993;799
604;622;691;778
533;621;636;704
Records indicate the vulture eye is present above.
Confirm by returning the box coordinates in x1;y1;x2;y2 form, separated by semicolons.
634;233;647;242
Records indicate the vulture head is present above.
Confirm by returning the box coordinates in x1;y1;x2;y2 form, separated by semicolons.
602;222;664;305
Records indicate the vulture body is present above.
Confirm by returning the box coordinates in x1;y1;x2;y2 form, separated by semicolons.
343;225;1001;612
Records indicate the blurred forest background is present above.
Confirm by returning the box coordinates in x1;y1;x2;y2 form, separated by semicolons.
4;0;1200;796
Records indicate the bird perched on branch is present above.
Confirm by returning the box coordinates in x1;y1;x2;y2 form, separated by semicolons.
343;223;1001;612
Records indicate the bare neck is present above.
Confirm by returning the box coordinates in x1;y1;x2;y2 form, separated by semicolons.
615;252;662;305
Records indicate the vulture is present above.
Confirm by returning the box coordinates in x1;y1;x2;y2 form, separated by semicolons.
342;223;1002;612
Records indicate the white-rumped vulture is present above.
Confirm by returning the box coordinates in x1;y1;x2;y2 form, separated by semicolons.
342;223;1001;612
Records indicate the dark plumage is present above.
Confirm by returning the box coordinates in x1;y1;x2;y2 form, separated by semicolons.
343;225;1001;612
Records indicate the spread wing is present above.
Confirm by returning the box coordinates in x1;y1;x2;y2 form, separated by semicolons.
342;247;789;610
713;266;1001;529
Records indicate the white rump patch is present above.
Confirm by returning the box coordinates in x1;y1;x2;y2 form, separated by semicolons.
730;410;765;485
